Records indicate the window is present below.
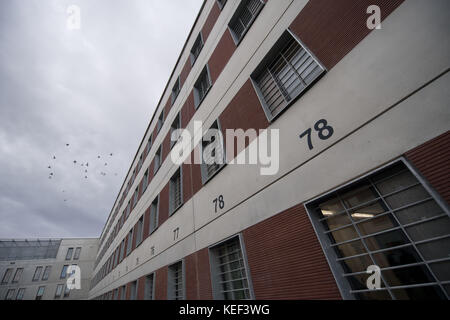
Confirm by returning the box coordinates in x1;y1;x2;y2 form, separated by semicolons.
144;273;155;300
171;77;181;105
170;113;181;149
201;121;225;183
120;285;126;300
143;169;149;193
126;200;131;218
138;154;143;171
147;136;152;155
5;289;15;300
130;281;138;300
216;0;227;10
119;239;125;262
154;145;162;174
16;288;25;300
168;261;184;300
12;268;23;283
65;247;74;260
74;247;82;260
190;32;204;66
60;265;68;279
136;215;144;246
55;284;64;298
1;268;12;284
228;0;264;45
133;186;139;207
42;266;51;281
126;230;133;256
149;196;159;234
33;266;43;281
169;168;183;215
63;285;70;298
251;30;325;121
210;236;252;300
114;288;119;300
306;160;450;300
35;286;45;300
157;110;164;133
194;65;212;108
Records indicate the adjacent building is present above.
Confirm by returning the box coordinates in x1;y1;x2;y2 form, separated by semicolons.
0;238;98;300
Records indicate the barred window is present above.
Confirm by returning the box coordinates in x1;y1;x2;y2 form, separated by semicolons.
130;281;138;300
171;77;181;105
194;65;212;108
42;266;51;280
149;196;159;234
228;0;264;45
169;168;183;215
154;145;162;174
145;273;155;300
74;247;82;260
168;261;184;300
210;236;252;300
306;160;450;300
201;121;225;184
251;30;325;121
190;33;204;66
136;215;144;246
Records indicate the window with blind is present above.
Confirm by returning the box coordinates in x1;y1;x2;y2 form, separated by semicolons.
149;196;159;234
171;77;181;105
170;113;181;148
136;215;144;246
169;168;183;215
201;121;225;184
210;236;252;300
307;160;450;300
251;30;325;121
228;0;264;45
168;261;184;300
126;230;133;256
190;33;204;66
194;65;212;108
154;145;162;174
144;273;155;300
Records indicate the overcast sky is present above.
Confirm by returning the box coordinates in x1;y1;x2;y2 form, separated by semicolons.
0;0;203;239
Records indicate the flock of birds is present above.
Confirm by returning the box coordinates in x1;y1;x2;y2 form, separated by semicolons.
47;143;119;202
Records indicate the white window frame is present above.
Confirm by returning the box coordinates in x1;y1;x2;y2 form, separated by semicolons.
169;167;183;216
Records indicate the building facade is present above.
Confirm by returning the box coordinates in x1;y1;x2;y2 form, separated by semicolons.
0;238;98;300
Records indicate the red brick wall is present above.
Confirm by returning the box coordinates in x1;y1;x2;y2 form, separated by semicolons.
155;266;168;300
184;248;213;300
181;91;196;129
242;204;341;300
137;275;146;300
202;1;221;43
289;0;405;70
208;29;235;83
405;131;450;205
158;183;170;225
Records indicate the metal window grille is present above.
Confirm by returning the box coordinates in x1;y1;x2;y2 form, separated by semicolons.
0;239;61;261
42;266;51;280
211;236;251;300
229;0;264;44
190;33;204;65
33;266;43;281
171;77;180;105
74;247;81;260
170;169;182;214
194;66;212;108
307;160;450;300
150;197;159;234
253;31;325;120
168;261;184;300
65;247;74;260
145;274;155;300
201;121;224;183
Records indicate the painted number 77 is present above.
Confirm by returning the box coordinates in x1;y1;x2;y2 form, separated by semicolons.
299;119;334;150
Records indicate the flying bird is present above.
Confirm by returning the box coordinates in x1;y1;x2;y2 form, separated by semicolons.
48;166;51;169
73;160;77;164
66;144;69;147
110;153;113;156
53;156;56;159
97;156;101;159
104;163;108;166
